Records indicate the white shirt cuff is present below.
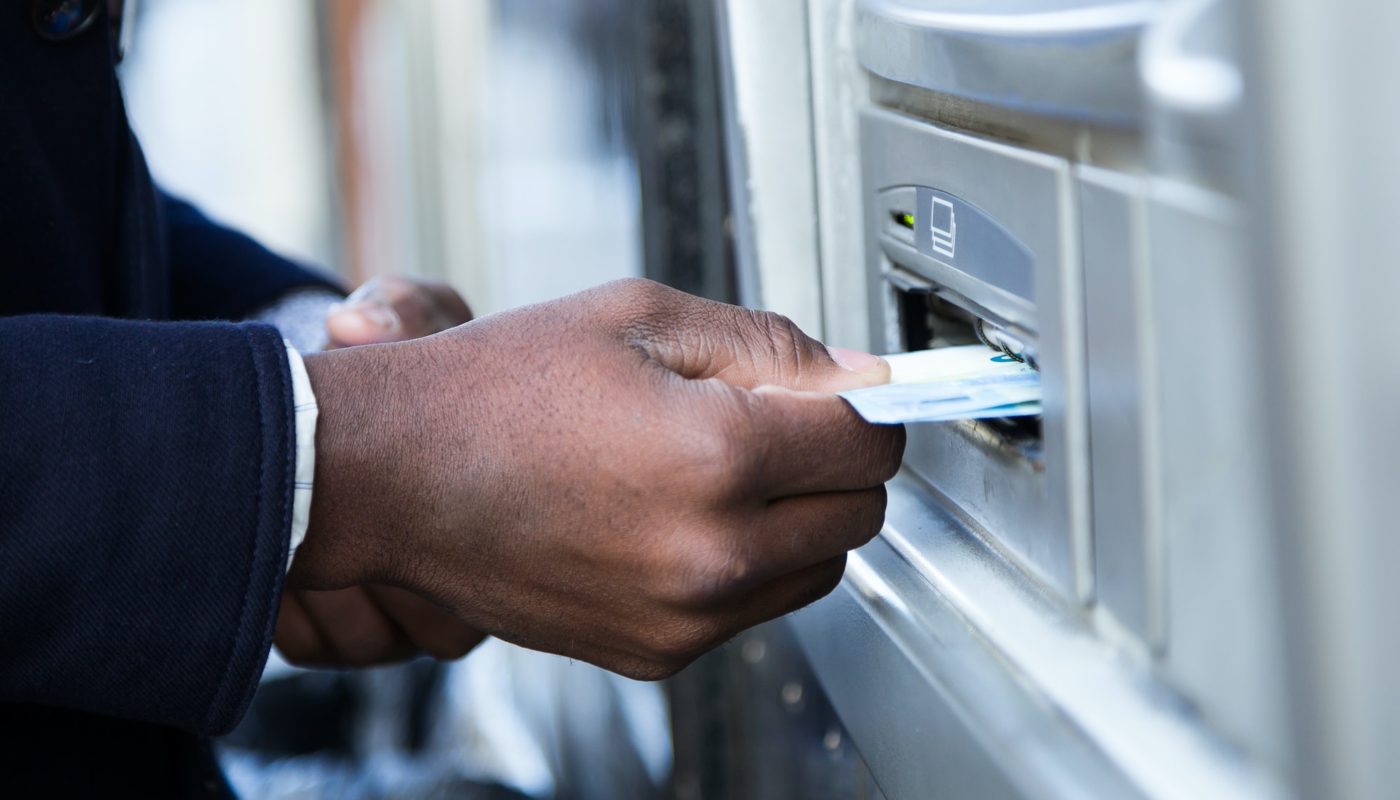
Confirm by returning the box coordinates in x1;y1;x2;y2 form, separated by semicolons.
283;341;319;574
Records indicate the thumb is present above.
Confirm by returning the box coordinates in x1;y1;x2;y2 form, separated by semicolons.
325;299;402;348
823;346;892;391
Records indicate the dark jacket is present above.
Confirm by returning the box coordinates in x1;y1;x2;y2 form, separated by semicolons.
0;2;338;795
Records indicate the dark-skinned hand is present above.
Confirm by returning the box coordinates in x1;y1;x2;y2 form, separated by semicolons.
291;278;904;679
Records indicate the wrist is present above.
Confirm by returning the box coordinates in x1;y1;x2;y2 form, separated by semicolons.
291;347;405;590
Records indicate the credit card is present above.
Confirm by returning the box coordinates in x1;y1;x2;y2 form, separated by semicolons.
839;345;1041;424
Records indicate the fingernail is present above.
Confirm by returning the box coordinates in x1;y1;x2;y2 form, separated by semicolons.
828;346;885;373
352;302;400;332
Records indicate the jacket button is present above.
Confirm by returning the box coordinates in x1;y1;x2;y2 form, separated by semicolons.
30;0;102;42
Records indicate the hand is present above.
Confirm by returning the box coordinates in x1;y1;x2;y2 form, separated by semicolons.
294;278;905;680
276;274;482;669
275;584;483;668
324;275;474;348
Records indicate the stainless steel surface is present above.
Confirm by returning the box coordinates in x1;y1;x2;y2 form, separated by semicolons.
1240;2;1400;794
1077;165;1159;646
809;0;877;351
1141;0;1242;189
862;107;1091;600
855;0;1158;125
714;0;825;335
791;472;1282;799
1144;180;1288;767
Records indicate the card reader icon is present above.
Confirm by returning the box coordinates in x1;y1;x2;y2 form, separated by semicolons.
929;196;957;258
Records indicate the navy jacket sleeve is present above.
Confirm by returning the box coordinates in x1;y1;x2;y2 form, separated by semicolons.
0;315;296;736
163;193;343;322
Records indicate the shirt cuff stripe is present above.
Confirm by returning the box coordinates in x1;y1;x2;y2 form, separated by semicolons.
282;341;318;574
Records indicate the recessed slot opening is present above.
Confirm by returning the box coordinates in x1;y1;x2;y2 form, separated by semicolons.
891;280;1043;457
897;288;982;352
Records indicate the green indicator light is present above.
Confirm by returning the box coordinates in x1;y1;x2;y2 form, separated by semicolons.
891;211;915;230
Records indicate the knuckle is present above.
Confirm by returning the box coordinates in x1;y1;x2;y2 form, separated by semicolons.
877;426;907;480
813;556;848;599
871;483;890;519
646;617;723;662
691;413;762;495
750;310;798;355
857;486;889;541
670;533;751;606
605;278;687;342
725;394;763;446
752;309;801;341
744;309;820;369
791;556;848;613
851;424;905;484
721;395;765;474
608;277;671;311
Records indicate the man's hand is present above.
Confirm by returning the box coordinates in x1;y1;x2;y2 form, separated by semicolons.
276;584;483;668
294;278;905;680
325;275;474;348
275;275;481;669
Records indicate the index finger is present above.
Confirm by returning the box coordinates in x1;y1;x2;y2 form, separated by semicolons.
614;280;890;392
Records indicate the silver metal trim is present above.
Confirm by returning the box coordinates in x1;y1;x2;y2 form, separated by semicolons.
855;0;1158;125
792;471;1285;799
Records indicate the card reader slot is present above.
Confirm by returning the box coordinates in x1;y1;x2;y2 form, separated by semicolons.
863;108;1079;599
887;270;1043;460
896;284;981;353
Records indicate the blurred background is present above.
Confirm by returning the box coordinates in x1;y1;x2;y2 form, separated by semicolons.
122;0;643;317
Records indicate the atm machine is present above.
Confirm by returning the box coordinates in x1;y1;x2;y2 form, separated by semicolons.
660;1;1400;798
